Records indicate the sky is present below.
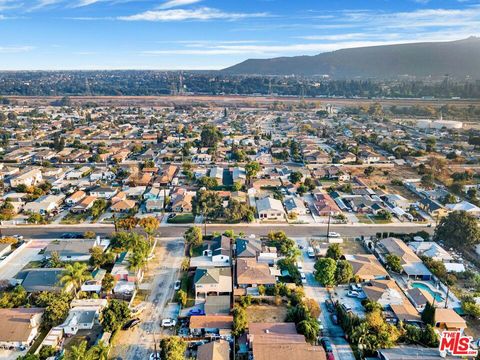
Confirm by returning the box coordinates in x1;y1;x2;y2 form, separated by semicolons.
0;0;479;70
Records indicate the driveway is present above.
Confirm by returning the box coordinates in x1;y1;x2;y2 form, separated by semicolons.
295;237;356;360
0;240;47;281
110;238;184;360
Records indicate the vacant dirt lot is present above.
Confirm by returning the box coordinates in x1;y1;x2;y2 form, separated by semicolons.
246;304;288;323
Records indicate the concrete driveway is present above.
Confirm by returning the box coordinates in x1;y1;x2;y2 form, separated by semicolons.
295;237;356;360
0;240;46;281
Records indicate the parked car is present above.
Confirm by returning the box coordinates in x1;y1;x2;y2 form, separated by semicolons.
328;232;341;238
123;318;141;330
188;308;204;316
300;272;307;284
325;299;334;312
161;318;177;327
349;283;361;292
321;337;333;352
341;304;353;313
347;290;359;298
331;314;338;325
174;280;181;290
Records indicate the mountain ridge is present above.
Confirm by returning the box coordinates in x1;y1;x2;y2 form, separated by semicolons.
222;37;480;79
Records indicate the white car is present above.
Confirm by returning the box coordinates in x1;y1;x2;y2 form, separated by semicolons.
161;318;177;327
149;352;161;360
347;290;359;298
328;232;341;238
297;262;304;271
174;280;181;290
300;272;307;284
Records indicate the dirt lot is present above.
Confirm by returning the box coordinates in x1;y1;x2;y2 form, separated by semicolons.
246;304;288;323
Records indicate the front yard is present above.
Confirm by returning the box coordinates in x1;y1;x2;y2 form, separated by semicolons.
167;213;194;224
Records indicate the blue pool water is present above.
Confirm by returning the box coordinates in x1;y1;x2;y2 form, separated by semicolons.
412;282;444;302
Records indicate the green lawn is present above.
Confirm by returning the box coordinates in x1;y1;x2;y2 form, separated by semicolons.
167;213;194;224
61;213;88;224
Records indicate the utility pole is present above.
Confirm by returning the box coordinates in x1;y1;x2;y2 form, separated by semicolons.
326;212;332;241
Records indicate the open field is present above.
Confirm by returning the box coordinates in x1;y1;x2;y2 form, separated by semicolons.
6;95;479;109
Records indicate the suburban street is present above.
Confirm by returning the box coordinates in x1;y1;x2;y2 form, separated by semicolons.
110;237;184;360
296;237;356;360
0;222;434;240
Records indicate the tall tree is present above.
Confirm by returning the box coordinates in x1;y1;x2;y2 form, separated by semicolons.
434;210;480;248
59;262;92;296
160;337;187;360
314;258;337;286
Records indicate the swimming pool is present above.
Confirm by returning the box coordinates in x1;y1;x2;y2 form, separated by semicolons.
411;282;444;302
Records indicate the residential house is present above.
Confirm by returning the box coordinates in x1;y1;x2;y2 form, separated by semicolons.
89;186;118;200
110;199;136;213
8;167;43;188
191;235;232;268
197;340;230;360
232;167;246;185
247;322;326;360
65;190;86;206
405;288;434;311
210;167;224;183
111;251;143;283
0;308;44;350
408;242;453;263
81;268;107;294
345;254;389;281
256;197;286;220
419;197;448;218
236;258;276;289
194;267;232;301
14;268;70;293
376;237;432;280
313;193;341;216
236;238;262;259
446;200;480;217
71;195;97;213
23;194;65;215
284;197;307;216
44;238;109;262
362;279;420;324
434;308;467;333
61;299;107;336
171;191;193;213
157;165;178;186
382;194;411;210
189;315;233;337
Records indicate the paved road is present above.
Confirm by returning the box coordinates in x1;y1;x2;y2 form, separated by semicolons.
110;238;184;360
0;240;47;281
1;222;434;239
296;237;356;360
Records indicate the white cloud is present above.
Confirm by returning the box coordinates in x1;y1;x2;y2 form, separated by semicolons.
74;0;102;7
118;7;269;21
158;0;202;10
0;45;34;53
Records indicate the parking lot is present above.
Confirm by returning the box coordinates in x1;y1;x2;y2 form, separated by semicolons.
331;285;367;319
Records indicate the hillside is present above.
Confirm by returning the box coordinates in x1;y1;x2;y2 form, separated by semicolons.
222;37;480;79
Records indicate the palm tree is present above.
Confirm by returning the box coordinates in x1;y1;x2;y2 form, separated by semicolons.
128;250;146;273
90;341;110;360
65;341;94;360
59;262;92;296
